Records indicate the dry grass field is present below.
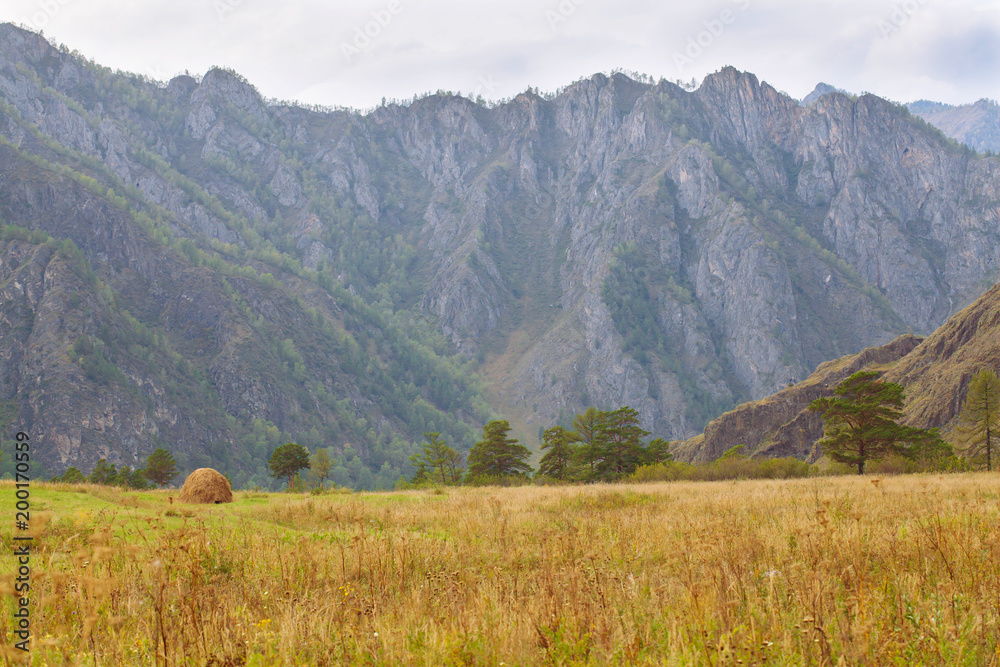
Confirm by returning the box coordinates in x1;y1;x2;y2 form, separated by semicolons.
2;474;999;666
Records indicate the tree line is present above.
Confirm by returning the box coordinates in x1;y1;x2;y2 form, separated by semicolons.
404;406;674;486
46;368;1000;490
52;448;180;488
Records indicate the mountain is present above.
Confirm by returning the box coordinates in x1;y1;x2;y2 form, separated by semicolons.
1;23;999;483
801;83;849;106
908;99;1000;154
802;84;1000;155
678;279;1000;464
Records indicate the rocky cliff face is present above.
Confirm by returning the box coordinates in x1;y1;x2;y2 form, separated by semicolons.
0;235;194;475
1;23;999;478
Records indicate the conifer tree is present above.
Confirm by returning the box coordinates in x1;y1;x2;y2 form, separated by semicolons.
538;426;581;480
466;420;533;481
59;467;86;484
411;432;463;484
268;442;311;490
89;459;117;485
144;448;179;488
443;446;465;484
644;438;674;465
955;369;1000;471
591;407;650;479
573;407;603;476
309;448;334;488
408;456;429;485
809;371;944;474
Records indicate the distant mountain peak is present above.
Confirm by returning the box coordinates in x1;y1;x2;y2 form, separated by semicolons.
801;82;849;106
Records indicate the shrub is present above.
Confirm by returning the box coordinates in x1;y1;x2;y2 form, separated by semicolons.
628;456;816;483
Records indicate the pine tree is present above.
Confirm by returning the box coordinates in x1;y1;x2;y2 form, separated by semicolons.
89;459;117;485
573;407;601;444
408;456;429;484
116;466;150;490
573;407;603;476
466;420;533;481
144;448;179;488
59;467;86;483
268;442;311;490
442;446;464;484
644;438;674;465
809;371;942;474
538;426;581;480
955;369;1000;471
411;432;463;484
592;407;650;479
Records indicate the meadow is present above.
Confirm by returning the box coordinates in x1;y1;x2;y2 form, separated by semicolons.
1;474;999;666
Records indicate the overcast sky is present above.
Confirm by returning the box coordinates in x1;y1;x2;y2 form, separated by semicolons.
3;0;998;110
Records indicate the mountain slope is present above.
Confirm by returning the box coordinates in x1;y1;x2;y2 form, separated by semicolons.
908;99;1000;154
678;280;1000;464
673;334;922;464
883;281;1000;429
1;24;1000;479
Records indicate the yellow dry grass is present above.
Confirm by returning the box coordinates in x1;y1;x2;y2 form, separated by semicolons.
2;474;999;665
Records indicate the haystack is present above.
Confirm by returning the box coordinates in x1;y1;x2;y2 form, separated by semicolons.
177;468;233;504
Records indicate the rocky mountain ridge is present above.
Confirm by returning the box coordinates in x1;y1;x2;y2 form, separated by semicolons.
1;23;999;480
803;83;1000;154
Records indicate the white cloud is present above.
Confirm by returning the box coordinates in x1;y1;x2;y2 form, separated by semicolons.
1;0;997;109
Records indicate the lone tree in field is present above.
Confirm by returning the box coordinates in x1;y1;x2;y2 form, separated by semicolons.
466;420;533;481
538;426;581;480
809;371;941;474
269;442;311;490
144;448;179;488
955;369;1000;471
